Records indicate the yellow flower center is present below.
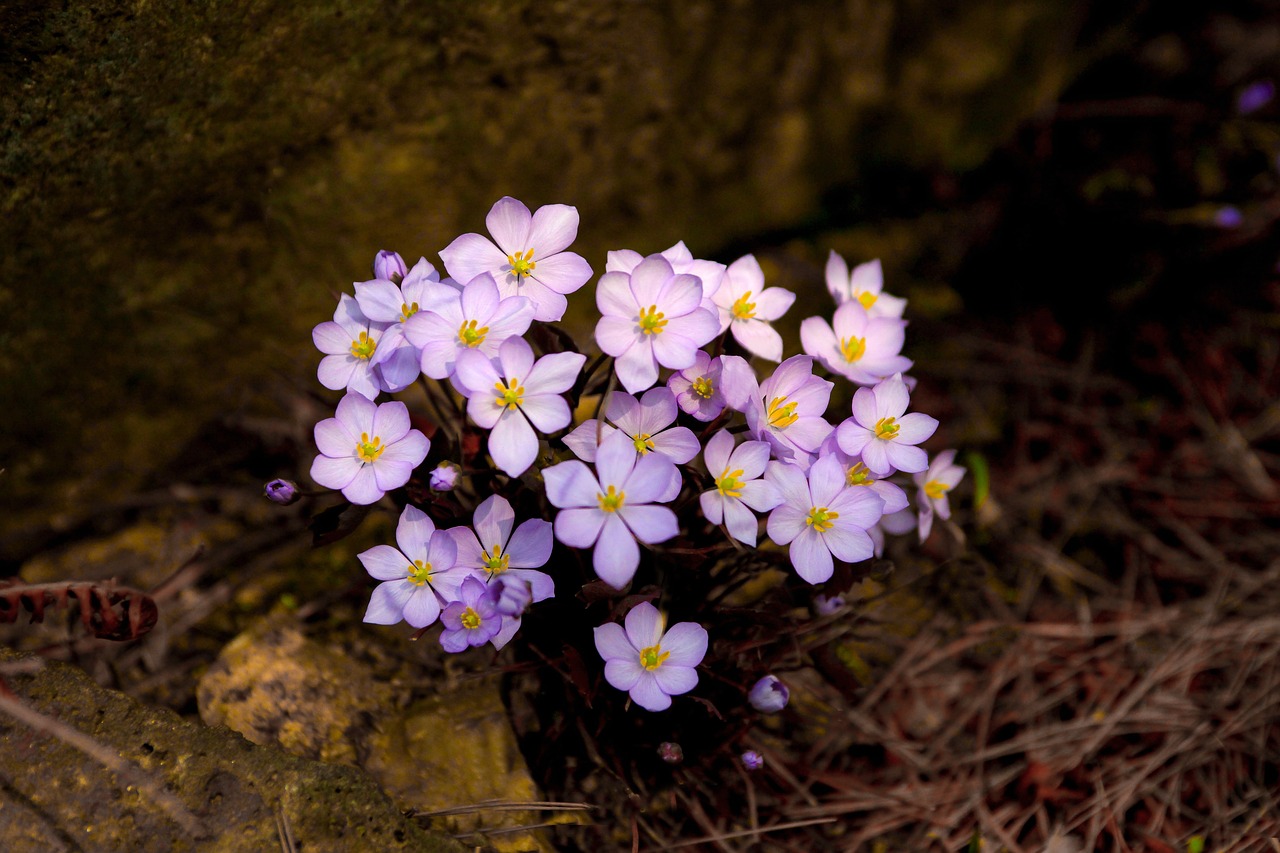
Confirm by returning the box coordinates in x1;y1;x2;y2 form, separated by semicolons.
766;396;799;429
507;249;537;280
924;480;949;500
483;544;510;575
458;319;490;348
638;644;670;671
632;433;655;454
494;377;524;411
731;291;757;320
874;416;900;440
460;607;482;630
638;305;668;336
806;506;839;533
692;375;714;399
356;433;385;463
399;302;420;322
857;291;878;310
597;485;625;513
716;467;745;499
840;335;866;363
349;331;377;360
407;559;432;586
846;461;876;487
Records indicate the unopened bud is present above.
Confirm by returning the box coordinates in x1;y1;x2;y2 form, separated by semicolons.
374;250;407;283
741;750;764;771
748;675;790;713
492;577;533;617
263;479;300;506
658;742;683;764
429;461;461;492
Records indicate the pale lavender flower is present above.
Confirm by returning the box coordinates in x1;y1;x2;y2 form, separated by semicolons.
765;454;885;584
439;576;501;652
439;197;592;322
824;253;906;318
741;750;765;771
914;448;965;542
727;355;834;471
564;387;700;468
453;336;586;477
606;241;727;309
869;507;917;557
800;300;912;386
593;601;707;712
450;494;555;603
402;271;535;384
594;254;720;393
747;675;789;713
358;505;467;629
1238;80;1275;114
312;294;390;400
818;434;909;515
545;431;680;589
373;250;407;282
263;479;299;505
353;258;444;392
699;430;782;547
492;576;533;617
310;394;430;505
667;350;733;421
428;461;461;491
835;373;938;477
710;254;795;362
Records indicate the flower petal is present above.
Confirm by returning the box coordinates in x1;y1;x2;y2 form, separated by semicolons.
506;519;553;568
439;232;507;284
358;545;411;581
653;664;699;697
488;409;538;477
528;204;580;256
364;581;413;625
790;528;834;584
544;460;601;508
554;508;604;549
594;515;640;588
594;622;637;664
629;674;672;711
624;601;664;649
402;585;442;629
486;197;533;255
310;454;360;491
619;504;678;545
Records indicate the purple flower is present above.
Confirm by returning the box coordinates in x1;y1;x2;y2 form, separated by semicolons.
800;301;912;386
818;433;910;515
747;675;790;713
544;431;680;589
402;271;534;385
825;253;906;318
451;494;555;602
564;387;700;468
1214;206;1243;229
312;294;390;400
373;250;407;283
454;336;586;477
710;254;795;362
765;455;885;584
728;355;835;471
310;394;430;505
1237;80;1275;115
741;750;765;771
439;197;593;322
835;373;938;477
428;461;461;491
263;478;299;505
439;576;501;652
352;258;444;392
594;254;720;393
359;505;468;629
914;448;965;542
492;576;533;617
667;350;732;422
699;430;782;547
593;601;707;711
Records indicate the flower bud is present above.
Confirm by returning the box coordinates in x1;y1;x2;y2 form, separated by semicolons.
374;250;407;283
814;593;846;616
1238;80;1275;115
492;577;533;617
1214;206;1243;229
263;478;300;506
741;750;764;771
658;742;683;764
429;461;461;492
748;675;789;713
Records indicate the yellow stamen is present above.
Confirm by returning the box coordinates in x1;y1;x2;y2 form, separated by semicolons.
846;461;875;487
731;291;757;320
840;335;866;363
692;375;714;399
766;396;799;429
483;543;509;575
716;467;745;499
349;331;377;360
458;319;490;348
638;644;670;671
632;432;655;454
407;559;432;586
494;377;524;411
638;305;668;335
924;480;949;500
597;485;625;513
460;607;482;630
507;249;537;280
356;432;385;463
857;291;878;310
874;416;900;440
399;302;420;322
806;506;839;533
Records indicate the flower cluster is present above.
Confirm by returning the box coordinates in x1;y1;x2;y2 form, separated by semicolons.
296;196;965;716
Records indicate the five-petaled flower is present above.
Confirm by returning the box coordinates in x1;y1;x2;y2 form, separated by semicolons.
728;355;834;472
593;601;708;712
564;387;700;470
710;254;795;362
698;430;782;547
439;576;502;652
835;373;938;477
312;295;390;400
800;300;912;386
358;505;468;629
667;349;733;422
914;448;965;542
353;256;445;392
824;252;906;318
310;393;429;505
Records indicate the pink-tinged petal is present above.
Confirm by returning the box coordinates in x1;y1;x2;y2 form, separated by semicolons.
766;461;812;511
624;601;664;648
894;412;939;445
460;272;500;320
526;351;587;395
518;281;568;322
850;386;879;429
784;417;834;453
596;272;638;317
402;585;442;629
451;527;486;570
836;420;872;456
544;460;601;508
884;442;929;474
317;354;359;391
629;674;673;711
379;430;429;468
718;355;759;412
917;502;936;542
700;491;725;526
373;459;413;492
364;581;414;624
862;317;906;358
453;349;501;399
554;508;604;549
466;391;504;430
767;505;808;546
517;393;570;434
831;301;870;340
605;390;642;433
605;249;643;273
732;320;783;362
703;429;734;474
506;519;552;568
489;614;521;650
530;251;592;295
754;288;796;321
604;658;644;692
763;355;816;399
728;440;772;480
790;528;834;584
657;274;704;317
485;296;535;342
402;308;455;349
335;392;378;436
722;497;760;546
358;545;412;581
649;330;698;373
615;345;659;394
872;480;910;514
650;427;699;465
488;409;538;477
440;232;507;283
654;664;698;697
829;488;885;533
872;291;908;319
629;255;675;307
824;523;876;565
377;345;420;392
799;317;839;366
497;336;535;382
353;279;406;323
563;421;615;462
850;257;883;295
346;364;385;401
595;315;640;358
423;527;458;569
825;249;851;299
594;621;637;662
594;515;640;588
486;197;533;255
472;494;515;552
314;418;356;458
622;453;678;505
737;479;782;513
665;308;720;349
596;429;639;489
507;568;553;602
310;454;360;490
313;321;354;355
418;279;462;313
788;377;834;418
395;505;437;558
875;374;911;418
808;454;847;507
619;504;678;545
417;339;460;381
860;440;892;477
662;241;694;264
636;387;678;433
342;466;384;505
371;401;410;443
528;204;580;255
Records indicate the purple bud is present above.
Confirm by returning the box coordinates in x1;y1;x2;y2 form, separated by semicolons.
814;593;846;616
492;577;533;617
748;675;790;713
429;461;461;492
658;742;684;764
374;250;408;283
741;750;764;771
263;478;300;505
1214;206;1243;229
1237;80;1275;115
